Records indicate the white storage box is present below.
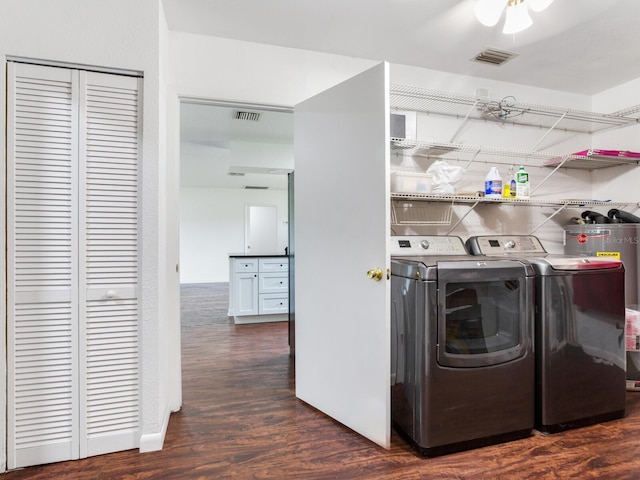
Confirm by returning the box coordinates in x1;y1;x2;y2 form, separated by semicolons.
391;171;432;194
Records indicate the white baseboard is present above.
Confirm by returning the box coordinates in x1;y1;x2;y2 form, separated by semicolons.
139;406;171;453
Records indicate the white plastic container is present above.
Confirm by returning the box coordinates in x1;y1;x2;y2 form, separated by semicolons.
484;167;502;198
515;166;530;199
391;171;433;194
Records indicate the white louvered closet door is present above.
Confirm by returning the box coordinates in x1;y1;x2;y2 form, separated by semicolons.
7;63;80;468
78;70;140;459
7;62;140;469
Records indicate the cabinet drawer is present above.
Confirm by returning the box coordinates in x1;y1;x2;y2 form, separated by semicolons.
259;258;288;273
234;258;259;273
259;293;288;314
258;273;288;294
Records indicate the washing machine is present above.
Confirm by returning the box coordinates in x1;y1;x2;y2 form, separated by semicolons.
390;235;535;457
466;235;626;433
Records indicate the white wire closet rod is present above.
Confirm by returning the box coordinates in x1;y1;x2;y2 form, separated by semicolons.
390;193;639;209
389;84;640;134
390;139;640;170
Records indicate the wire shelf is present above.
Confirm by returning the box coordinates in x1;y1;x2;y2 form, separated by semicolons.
390;138;640;170
391;193;637;208
391;193;638;226
388;84;640;225
391;199;453;225
390;84;640;134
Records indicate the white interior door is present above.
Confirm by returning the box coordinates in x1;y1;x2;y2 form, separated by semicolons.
294;63;391;447
245;204;278;254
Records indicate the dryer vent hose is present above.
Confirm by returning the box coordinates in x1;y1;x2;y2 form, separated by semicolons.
608;209;640;223
581;210;610;224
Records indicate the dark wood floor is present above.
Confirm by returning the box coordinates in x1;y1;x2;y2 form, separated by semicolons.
5;282;640;479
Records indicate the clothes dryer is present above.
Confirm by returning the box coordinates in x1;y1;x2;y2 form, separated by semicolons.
390;236;534;456
466;235;626;433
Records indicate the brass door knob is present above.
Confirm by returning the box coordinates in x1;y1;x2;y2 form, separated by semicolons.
367;267;383;281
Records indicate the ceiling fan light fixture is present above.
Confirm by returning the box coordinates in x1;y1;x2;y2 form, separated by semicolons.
475;0;553;34
503;0;533;34
475;0;506;27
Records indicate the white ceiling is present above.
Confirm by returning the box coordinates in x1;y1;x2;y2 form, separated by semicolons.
180;102;293;190
163;0;640;95
168;0;640;190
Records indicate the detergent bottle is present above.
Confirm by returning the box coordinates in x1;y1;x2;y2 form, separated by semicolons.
515;166;530;199
484;167;502;198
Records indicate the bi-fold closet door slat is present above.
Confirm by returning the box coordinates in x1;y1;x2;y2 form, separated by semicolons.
7;62;140;469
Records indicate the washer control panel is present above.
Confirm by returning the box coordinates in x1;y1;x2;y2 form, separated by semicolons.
390;236;468;256
466;235;547;255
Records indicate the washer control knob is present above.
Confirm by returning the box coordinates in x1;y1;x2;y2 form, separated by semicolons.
419;240;430;250
504;240;516;249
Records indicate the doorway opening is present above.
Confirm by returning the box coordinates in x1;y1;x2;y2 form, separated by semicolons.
178;100;293;286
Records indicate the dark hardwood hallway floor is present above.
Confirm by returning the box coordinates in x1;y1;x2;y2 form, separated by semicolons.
5;282;640;479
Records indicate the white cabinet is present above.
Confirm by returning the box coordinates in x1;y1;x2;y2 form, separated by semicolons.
232;259;259;316
234;272;259;316
229;256;288;323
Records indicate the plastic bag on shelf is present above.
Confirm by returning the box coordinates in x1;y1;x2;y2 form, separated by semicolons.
426;160;464;195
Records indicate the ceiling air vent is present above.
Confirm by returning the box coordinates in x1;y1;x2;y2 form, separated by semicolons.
243;185;269;190
234;111;261;121
473;48;519;66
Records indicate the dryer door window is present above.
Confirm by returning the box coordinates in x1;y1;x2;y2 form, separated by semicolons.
436;261;532;368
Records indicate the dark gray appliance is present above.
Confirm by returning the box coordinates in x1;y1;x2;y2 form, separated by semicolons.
466;235;626;433
565;224;640;305
564;223;640;381
390;236;534;457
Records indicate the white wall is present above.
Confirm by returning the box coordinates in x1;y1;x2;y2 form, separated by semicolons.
180;187;289;283
158;1;183;448
0;0;172;463
591;77;640;205
230;140;293;171
169;32;377;108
